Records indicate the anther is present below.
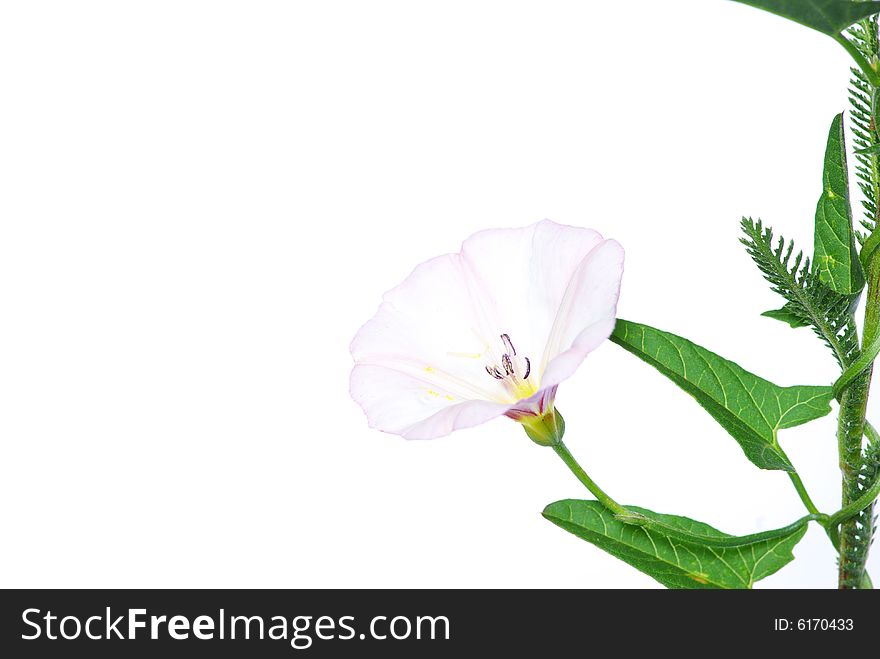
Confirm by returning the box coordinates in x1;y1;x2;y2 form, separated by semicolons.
485;333;532;385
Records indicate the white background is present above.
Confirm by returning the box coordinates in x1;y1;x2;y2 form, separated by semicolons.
1;0;877;588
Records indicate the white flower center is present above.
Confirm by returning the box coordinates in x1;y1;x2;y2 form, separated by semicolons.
485;333;537;401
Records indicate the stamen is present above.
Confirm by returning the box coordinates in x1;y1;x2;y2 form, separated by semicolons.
484;332;533;391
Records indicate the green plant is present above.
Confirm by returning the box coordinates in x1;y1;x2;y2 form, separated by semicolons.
351;1;880;589
543;1;880;588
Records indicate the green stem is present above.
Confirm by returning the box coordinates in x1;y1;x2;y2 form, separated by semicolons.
551;441;629;517
829;466;880;530
786;471;821;516
776;447;838;547
773;442;823;516
837;264;880;588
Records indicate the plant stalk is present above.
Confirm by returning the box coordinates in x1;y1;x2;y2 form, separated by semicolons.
787;471;821;516
835;15;880;589
551;441;629;517
837;264;880;588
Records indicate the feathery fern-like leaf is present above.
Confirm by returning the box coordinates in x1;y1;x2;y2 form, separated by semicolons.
843;425;880;587
740;218;861;367
847;17;880;238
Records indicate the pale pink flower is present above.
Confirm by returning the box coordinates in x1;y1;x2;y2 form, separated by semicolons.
350;220;624;440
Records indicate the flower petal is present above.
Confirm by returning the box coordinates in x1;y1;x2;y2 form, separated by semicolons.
350;253;505;403
350;364;511;439
539;239;624;389
459;220;605;367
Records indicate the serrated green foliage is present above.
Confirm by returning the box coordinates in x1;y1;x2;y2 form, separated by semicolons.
814;114;865;293
730;0;880;35
741;218;861;367
611;319;834;471
542;500;808;589
842;427;880;587
848;17;880;240
856;143;880;156
860;433;880;531
762;306;811;327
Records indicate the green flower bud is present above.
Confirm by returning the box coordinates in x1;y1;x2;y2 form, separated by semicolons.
518;407;565;447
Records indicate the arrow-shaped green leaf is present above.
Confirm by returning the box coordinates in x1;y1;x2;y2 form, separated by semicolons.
730;1;880;36
814;113;865;294
543;500;808;589
611;319;834;471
